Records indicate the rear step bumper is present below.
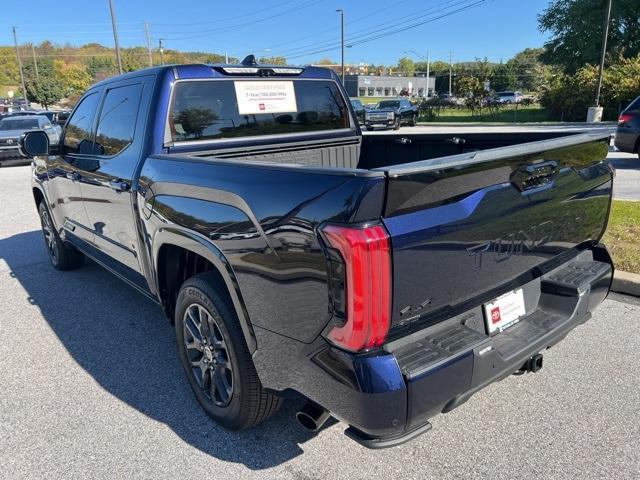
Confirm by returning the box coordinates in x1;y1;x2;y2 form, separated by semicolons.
343;250;612;448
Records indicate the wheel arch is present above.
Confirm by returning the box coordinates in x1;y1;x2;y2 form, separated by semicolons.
153;227;257;353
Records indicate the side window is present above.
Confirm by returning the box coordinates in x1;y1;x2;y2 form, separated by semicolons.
63;92;100;154
95;84;143;157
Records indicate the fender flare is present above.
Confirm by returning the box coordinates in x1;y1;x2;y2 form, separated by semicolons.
152;226;257;353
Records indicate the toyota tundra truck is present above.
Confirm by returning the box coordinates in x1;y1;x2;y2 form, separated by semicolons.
23;57;614;448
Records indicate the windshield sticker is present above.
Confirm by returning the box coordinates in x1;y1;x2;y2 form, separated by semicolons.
234;81;297;115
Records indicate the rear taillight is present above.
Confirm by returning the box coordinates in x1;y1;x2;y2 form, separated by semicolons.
618;113;635;124
322;224;392;352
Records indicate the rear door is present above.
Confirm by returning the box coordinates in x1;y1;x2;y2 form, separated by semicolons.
75;77;151;288
377;133;613;333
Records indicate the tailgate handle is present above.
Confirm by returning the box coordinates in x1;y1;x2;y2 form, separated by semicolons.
511;161;558;192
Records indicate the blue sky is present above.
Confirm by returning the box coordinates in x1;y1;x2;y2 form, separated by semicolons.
1;0;552;64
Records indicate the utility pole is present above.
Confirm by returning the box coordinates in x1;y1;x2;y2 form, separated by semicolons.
108;0;123;74
144;21;153;67
587;0;613;122
159;39;164;66
31;43;39;79
336;9;344;84
225;51;229;64
448;50;453;96
595;0;613;107
426;50;430;98
11;27;28;102
404;49;430;97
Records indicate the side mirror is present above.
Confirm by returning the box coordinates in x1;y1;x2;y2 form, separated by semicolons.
19;130;50;157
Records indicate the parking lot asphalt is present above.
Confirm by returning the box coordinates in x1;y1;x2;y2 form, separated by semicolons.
1;166;639;480
609;151;640;201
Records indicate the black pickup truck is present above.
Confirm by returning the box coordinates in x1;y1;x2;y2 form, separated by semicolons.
22;59;614;448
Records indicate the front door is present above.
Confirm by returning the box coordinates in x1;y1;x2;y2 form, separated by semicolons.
75;79;149;289
46;91;101;246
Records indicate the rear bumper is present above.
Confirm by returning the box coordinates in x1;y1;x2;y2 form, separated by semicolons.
614;129;638;153
254;247;613;448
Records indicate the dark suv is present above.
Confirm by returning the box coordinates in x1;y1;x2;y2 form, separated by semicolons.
614;95;640;158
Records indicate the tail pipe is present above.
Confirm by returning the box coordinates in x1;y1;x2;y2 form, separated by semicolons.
296;402;331;431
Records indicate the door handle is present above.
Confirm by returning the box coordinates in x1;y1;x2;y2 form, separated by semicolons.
109;179;130;192
66;172;80;181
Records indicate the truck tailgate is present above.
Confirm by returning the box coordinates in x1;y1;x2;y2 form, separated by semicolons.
376;133;613;335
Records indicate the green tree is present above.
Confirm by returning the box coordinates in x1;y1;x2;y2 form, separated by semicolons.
26;76;65;109
455;76;489;114
539;0;640;73
397;57;415;76
491;63;517;92
506;47;549;91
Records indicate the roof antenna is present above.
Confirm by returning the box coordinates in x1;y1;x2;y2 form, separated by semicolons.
241;54;258;66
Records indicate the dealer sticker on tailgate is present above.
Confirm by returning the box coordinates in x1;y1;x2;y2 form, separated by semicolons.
484;289;526;334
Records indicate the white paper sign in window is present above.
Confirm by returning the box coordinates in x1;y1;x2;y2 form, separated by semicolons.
234;81;297;115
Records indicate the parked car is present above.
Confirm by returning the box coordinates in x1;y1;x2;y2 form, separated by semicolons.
23;61;613;448
0;115;60;159
437;93;462;106
365;98;418;130
350;98;365;125
614;95;640;158
493;91;523;104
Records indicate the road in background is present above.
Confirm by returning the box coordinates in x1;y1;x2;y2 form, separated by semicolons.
609;151;640;201
0;166;638;479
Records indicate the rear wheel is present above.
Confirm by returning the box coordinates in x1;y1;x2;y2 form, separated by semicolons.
175;272;281;430
409;114;417;127
38;201;84;270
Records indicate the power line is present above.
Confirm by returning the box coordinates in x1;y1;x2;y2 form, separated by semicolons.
284;0;490;60
277;0;468;58
151;0;301;27
157;0;323;41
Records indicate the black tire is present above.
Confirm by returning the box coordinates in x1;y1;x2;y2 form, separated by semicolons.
175;272;281;430
38;201;84;271
409;114;417;127
393;118;401;130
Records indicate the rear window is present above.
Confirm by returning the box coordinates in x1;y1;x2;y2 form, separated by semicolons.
0;118;39;130
169;79;350;143
625;95;640;111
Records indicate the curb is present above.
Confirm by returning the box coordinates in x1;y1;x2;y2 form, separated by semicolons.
611;271;640;297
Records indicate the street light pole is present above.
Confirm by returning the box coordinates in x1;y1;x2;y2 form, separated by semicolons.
404;49;431;97
11;27;28;102
595;0;613;107
144;21;153;67
448;50;453;96
159;39;164;66
108;0;123;74
336;9;344;84
31;43;39;79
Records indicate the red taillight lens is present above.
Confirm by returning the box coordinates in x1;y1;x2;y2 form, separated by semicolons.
322;224;392;352
618;113;635;124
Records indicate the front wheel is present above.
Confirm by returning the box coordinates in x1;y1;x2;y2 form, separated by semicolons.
38;201;84;270
392;118;401;130
175;272;281;430
409;114;417;126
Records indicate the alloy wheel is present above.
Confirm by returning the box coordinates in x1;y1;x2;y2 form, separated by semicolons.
183;303;234;407
40;207;59;264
